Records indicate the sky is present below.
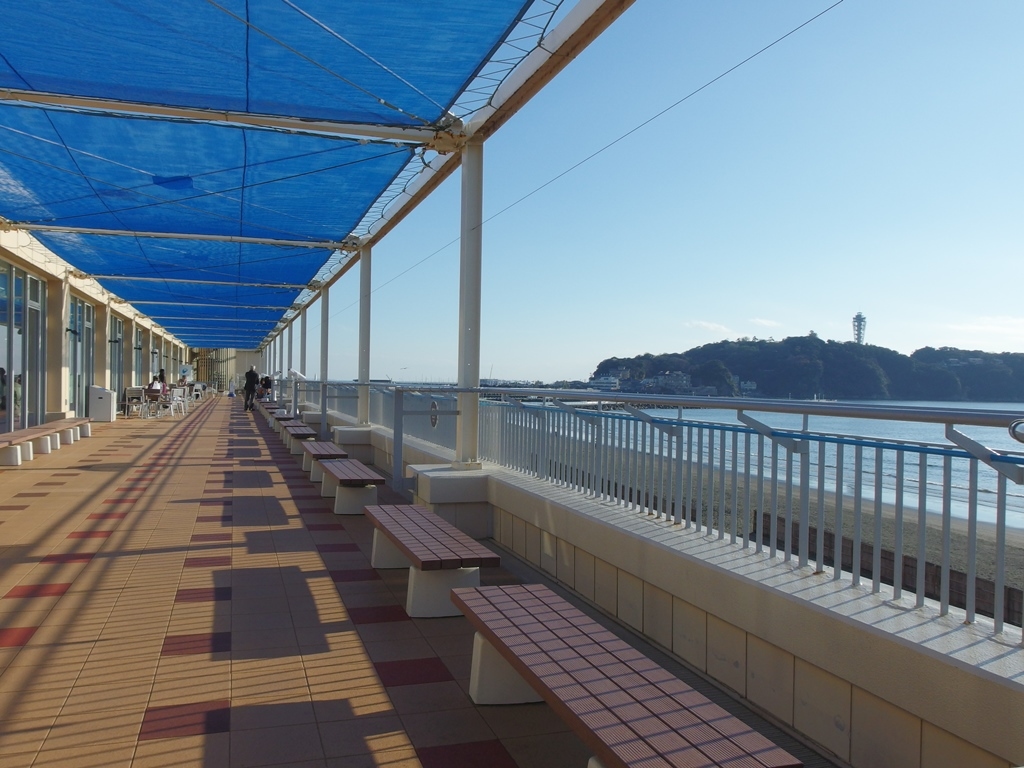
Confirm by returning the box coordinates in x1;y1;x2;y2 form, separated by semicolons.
297;0;1023;384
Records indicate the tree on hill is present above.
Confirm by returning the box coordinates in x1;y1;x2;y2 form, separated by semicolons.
591;336;1024;401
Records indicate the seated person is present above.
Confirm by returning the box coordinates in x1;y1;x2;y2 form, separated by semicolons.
145;375;165;412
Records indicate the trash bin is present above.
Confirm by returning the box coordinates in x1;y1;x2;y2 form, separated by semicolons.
88;386;117;422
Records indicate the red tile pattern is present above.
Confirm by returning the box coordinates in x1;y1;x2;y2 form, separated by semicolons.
41;553;95;564
316;542;359;553
374;657;454;687
162;632;232;655
417;740;519;768
348;605;410;624
138;700;231;740
191;533;233;542
4;583;72;598
0;626;38;646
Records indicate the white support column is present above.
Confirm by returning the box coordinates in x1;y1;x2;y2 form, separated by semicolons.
357;244;372;425
94;303;111;389
287;320;294;375
455;138;483;469
319;287;329;439
300;306;308;376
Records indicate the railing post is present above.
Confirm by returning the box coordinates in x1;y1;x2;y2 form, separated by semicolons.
319;286;329;440
357;243;372;425
455;138;483;469
392;388;405;494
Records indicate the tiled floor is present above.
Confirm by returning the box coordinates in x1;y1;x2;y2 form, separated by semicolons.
0;396;840;768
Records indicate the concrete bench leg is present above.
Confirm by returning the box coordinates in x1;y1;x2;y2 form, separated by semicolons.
60;428;75;445
72;426;81;440
406;566;480;618
468;632;542;705
19;441;34;461
587;758;608;768
370;530;411;569
321;474;339;498
333;485;377;515
49;434;61;451
290;439;309;455
302;453;314;473
310;460;325;483
32;436;52;455
0;445;21;466
80;423;92;438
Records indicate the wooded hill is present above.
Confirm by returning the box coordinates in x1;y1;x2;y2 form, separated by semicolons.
593;336;1024;401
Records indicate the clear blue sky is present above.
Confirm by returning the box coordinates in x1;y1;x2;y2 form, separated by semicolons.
306;0;1023;383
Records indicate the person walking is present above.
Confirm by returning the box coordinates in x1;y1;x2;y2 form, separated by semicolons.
243;366;259;411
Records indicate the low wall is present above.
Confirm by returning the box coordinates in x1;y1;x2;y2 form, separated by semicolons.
481;471;1021;768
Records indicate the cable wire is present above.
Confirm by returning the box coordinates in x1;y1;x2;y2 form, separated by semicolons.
325;0;847;324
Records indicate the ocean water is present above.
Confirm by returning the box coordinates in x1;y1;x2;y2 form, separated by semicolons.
643;401;1024;529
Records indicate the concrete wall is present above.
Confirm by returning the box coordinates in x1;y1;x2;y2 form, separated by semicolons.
483;478;1019;768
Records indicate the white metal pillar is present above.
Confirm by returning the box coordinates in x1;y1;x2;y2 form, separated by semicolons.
287;320;294;375
357;244;372;425
455;138;483;468
277;330;284;376
299;307;308;376
319;287;330;438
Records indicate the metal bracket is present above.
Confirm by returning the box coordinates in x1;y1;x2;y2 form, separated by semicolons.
945;425;1024;485
552;398;599;424
621;404;653;423
737;411;807;454
428;130;467;154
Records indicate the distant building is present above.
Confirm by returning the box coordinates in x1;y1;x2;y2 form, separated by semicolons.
650;371;691;389
853;312;866;344
588;375;620;391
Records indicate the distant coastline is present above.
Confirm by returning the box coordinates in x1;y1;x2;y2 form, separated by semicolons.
587;335;1024;402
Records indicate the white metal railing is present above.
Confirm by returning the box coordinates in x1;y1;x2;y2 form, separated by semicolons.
297;383;1024;637
475;390;1024;637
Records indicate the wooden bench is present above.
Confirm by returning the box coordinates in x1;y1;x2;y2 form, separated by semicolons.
318;458;386;515
365;504;500;617
0;417;93;466
452;584;802;768
271;411;297;433
300;441;349;482
283;423;318;454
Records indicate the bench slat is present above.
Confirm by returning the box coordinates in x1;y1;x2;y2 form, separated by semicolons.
300;441;348;459
319;458;385;486
365;505;499;571
0;418;91;448
452;585;801;768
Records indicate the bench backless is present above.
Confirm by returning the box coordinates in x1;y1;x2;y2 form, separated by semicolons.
364;504;499;617
451;584;802;768
318;458;385;515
